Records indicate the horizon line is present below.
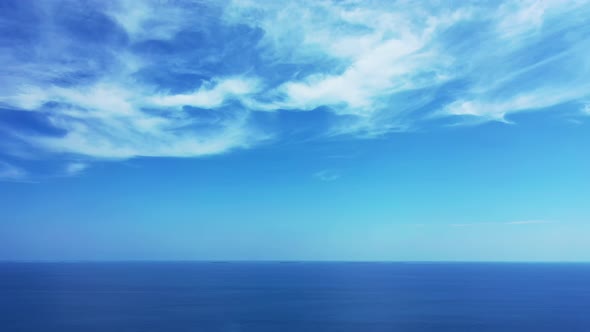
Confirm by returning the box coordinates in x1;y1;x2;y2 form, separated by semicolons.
1;260;589;264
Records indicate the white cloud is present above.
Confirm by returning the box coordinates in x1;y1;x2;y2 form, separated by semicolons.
5;76;267;159
228;0;461;118
28;103;264;159
443;84;590;121
1;0;590;170
495;0;589;39
64;162;89;176
150;77;261;109
227;0;590;134
107;0;199;41
0;1;269;162
277;36;425;112
444;95;587;127
313;169;341;182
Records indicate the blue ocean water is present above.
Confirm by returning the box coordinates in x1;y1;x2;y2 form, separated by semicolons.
1;262;589;331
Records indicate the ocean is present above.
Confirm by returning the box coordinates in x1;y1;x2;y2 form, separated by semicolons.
1;262;589;331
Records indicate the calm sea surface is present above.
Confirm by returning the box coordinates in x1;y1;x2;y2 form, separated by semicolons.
1;262;589;331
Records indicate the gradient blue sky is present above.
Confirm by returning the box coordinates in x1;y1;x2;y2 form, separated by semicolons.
1;0;589;261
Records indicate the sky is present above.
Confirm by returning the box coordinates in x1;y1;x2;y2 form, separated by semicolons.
1;0;590;261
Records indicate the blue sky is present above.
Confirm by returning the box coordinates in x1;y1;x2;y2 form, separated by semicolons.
1;0;589;261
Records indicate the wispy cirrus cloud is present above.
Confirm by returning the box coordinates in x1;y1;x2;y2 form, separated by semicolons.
1;0;589;177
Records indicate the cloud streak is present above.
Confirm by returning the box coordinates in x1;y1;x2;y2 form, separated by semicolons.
451;220;554;227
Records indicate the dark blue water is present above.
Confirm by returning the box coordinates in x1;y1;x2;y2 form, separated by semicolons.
1;262;589;331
